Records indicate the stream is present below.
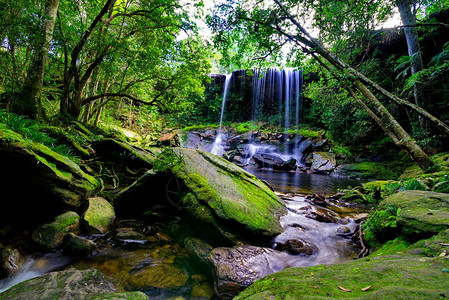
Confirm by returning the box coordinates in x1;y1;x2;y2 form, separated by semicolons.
0;171;367;299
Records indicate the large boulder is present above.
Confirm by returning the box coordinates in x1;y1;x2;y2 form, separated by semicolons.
0;268;148;300
172;149;286;243
310;152;337;173
380;190;449;236
332;161;398;180
234;252;449;299
0;125;100;222
82;197;116;234
31;211;81;250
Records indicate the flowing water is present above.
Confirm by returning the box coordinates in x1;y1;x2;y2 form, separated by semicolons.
211;74;232;156
247;168;364;195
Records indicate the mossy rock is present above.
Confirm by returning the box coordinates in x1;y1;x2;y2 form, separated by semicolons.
363;180;395;191
0;125;100;222
31;211;81;250
383;190;449;235
235;253;449;299
332;162;398;180
400;152;449;180
82;197;116;234
90;292;148;300
0;268;116;300
172;149;286;243
62;233;97;256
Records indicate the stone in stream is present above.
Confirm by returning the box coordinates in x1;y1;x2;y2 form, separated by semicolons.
274;239;318;256
252;153;297;171
31;211;81;250
61;233;97;256
310;152;337;174
82;197;116;234
207;245;280;300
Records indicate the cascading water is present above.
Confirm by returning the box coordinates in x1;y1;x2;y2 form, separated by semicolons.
211;73;232;155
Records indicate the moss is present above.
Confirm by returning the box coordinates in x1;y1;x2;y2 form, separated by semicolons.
171;148;286;241
89;292;148;300
335;162;398;180
363;180;395;191
235;254;449;299
83;197;115;234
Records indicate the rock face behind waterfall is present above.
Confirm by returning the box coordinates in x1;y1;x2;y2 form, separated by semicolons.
172;149;286;243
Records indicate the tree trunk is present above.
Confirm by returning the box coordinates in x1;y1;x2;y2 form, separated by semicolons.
13;0;60;119
396;0;425;107
271;0;449;138
271;0;435;171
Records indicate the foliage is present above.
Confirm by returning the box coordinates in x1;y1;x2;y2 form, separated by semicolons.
363;204;402;247
0;109;81;161
153;147;184;173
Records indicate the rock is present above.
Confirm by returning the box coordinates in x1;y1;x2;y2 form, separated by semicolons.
311;152;337;173
184;237;213;270
0;125;100;221
115;230;146;240
0;247;24;278
126;264;188;289
302;206;338;223
332;161;398;180
0;268;121;300
90;292;149;300
158;129;181;147
252;153;297;170
382;190;449;236
83;197;116;234
92;138;155;170
234;253;449;299
208;245;280;299
274;239;318;255
336;226;351;235
62;233;97;256
31;211;81;249
172;149;286;243
308;194;327;206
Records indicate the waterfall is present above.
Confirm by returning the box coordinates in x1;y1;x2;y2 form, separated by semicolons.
211;73;232;155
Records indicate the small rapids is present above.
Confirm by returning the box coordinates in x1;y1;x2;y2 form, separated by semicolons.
0;251;72;293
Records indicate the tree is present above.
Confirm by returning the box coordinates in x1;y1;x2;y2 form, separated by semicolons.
395;0;425;108
13;0;60;119
208;0;449;171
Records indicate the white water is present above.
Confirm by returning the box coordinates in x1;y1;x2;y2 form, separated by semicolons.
211;73;232;156
0;252;71;293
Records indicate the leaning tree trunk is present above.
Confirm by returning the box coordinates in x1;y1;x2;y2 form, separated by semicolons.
396;0;425;107
271;0;449;139
271;0;435;171
14;0;60;119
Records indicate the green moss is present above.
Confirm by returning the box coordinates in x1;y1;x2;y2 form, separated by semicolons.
183;124;219;131
171;148;286;241
337;162;398;180
235;254;449;299
90;292;148;300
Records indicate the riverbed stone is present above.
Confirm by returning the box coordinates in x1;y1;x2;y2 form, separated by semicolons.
31;211;81;249
62;233;97;256
126;264;189;289
252;153;296;170
83;197;116;234
172;149;286;243
274;239;318;255
208;245;281;299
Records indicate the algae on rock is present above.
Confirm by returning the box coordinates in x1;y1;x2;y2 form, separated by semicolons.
172;149;286;242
